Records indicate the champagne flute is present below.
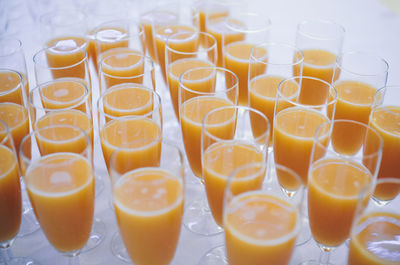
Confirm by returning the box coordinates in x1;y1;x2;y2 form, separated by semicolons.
109;140;184;265
19;124;95;265
0;120;39;265
300;119;383;265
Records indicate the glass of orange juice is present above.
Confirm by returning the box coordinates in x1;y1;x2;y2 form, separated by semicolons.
0;37;29;98
0;68;26;106
109;140;184;264
249;42;304;146
295;19;345;105
273;76;337;186
301;119;383;265
19;124;95;265
369;86;400;205
98;50;155;92
166;31;217;119
93;19;145;71
213;161;304;265
0;120;39;265
347;177;400;265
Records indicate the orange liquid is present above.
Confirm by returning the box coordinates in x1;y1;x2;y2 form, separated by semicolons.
308;159;372;247
26;153;94;253
40;80;88;112
0;70;25;105
224;42;267;105
225;192;299;265
180;96;233;177
0;145;21;243
167;58;214;118
100;48;145;88
273;108;329;183
369;106;400;201
155;24;197;81
35;109;93;146
203;141;265;226
114;168;183;265
0;103;30;152
46;36;87;79
348;212;400;265
294;49;338;105
206;19;245;67
95;27;129;64
100;118;162;171
102;85;154;119
193;2;229;33
249;75;298;143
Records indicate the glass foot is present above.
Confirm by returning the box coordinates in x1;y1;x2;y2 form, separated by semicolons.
198;245;227;265
183;199;223;236
17;200;40;237
111;232;131;263
81;218;106;252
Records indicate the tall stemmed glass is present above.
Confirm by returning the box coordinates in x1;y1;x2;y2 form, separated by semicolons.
295;19;345;105
109;140;185;265
0;120;39;265
207;12;271;105
369;86;400;205
300;119;383;265
219;162;304;265
347;177;400;265
179;66;238;235
19;125;95;265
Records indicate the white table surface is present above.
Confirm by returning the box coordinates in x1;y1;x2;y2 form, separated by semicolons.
1;0;400;264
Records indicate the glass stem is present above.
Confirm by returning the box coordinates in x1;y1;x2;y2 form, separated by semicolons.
68;255;80;265
318;248;331;265
0;247;11;265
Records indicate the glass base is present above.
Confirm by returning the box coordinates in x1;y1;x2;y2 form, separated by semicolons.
198;245;227;265
183;199;223;236
81;218;106;253
0;257;41;265
17;200;40;238
111;232;130;263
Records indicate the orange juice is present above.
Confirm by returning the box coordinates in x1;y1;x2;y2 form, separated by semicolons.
102;85;153;119
100;117;162;171
0;70;24;105
369;106;400;200
100;49;145;88
40;80;88;112
206;18;245;67
224;192;299;265
35;109;93;146
249;75;298;144
0;102;30;152
114;168;183;265
95;27;129;64
141;10;179;62
180;96;233;177
348;212;400;265
167;58;214;118
45;36;88;79
224;42;267;105
0;145;21;243
203;141;265;226
294;49;338;105
273;108;329;183
26;153;94;252
155;24;197;81
308;159;372;247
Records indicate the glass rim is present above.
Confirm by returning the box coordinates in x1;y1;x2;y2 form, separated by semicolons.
250;42;304;66
165;31;217;55
224;12;272;33
277;75;338;108
179;66;238;96
0;37;23;57
202;105;270;144
99;50;154;80
33;46;89;71
297;18;345;41
335;51;389;77
93;19;145;43
0;68;24;96
97;83;161;121
373;86;400;117
0;119;12;147
29;78;91;113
